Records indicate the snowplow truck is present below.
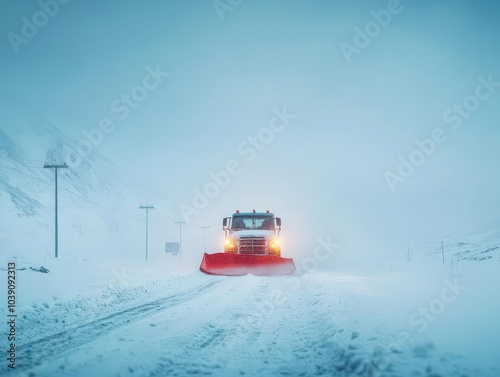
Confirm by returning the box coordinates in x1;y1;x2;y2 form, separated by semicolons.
199;210;296;276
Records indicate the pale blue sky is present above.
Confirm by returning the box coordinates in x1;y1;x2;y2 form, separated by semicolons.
1;0;500;259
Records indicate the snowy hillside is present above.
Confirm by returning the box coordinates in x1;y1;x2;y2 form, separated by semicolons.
385;227;500;270
0;102;178;261
0;227;499;376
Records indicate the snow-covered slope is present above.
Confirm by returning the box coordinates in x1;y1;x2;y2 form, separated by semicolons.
0;101;178;261
385;227;500;273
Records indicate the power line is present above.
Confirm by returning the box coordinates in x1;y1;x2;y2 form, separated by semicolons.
44;162;68;258
175;221;186;259
140;204;154;260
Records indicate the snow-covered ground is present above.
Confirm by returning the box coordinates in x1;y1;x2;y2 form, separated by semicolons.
1;228;499;376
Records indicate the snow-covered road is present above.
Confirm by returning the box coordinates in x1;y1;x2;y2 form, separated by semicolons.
10;267;493;377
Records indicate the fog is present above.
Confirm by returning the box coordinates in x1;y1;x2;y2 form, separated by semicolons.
1;0;500;270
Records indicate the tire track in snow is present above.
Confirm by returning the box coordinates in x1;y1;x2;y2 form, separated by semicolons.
144;276;271;377
15;279;223;372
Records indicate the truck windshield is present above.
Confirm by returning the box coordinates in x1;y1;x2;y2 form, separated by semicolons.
232;216;274;230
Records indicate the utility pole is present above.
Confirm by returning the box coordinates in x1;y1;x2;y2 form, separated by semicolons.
175;221;186;259
139;204;154;260
201;226;210;251
44;163;68;258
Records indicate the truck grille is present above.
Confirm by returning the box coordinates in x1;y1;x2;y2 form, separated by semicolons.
239;237;267;255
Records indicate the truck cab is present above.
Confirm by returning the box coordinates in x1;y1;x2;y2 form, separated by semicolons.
222;210;282;256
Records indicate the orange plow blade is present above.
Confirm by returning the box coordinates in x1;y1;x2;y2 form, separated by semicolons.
200;252;296;276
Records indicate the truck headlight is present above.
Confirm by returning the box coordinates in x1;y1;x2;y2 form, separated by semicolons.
269;237;281;255
224;237;237;253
